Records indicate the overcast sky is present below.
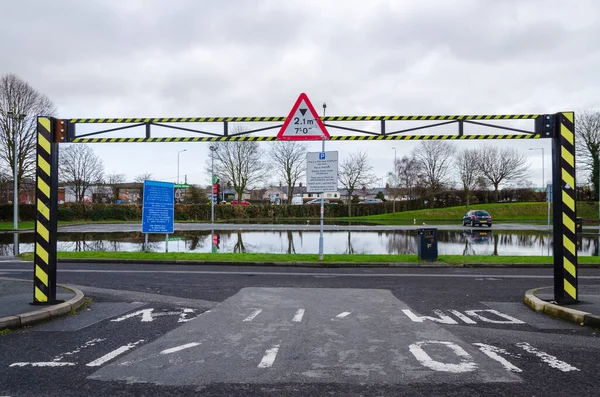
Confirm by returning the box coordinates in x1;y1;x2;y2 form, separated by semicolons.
2;0;599;189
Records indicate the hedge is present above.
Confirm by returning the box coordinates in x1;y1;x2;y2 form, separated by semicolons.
0;200;425;222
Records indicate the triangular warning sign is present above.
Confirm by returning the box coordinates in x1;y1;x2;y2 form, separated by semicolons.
277;93;330;141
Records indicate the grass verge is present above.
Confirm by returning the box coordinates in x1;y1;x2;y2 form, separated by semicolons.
18;251;600;265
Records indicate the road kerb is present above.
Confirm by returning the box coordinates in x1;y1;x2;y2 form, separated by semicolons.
0;278;86;330
524;287;589;326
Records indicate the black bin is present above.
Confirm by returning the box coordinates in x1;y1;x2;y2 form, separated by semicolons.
576;217;583;234
417;228;438;261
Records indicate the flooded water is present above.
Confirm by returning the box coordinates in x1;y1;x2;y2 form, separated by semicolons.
2;229;599;256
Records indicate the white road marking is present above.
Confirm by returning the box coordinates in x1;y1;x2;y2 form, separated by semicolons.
111;308;196;323
334;311;351;319
178;308;198;323
516;342;579;372
160;342;201;355
111;309;154;322
449;310;477;325
293;309;305;322
53;338;106;362
409;340;478;373
473;343;522;373
464;309;525;324
9;362;76;367
5;268;599;279
402;309;458;325
243;309;262;322
258;345;280;368
86;340;145;367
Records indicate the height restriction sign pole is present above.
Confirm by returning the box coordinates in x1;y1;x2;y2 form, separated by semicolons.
277;93;332;260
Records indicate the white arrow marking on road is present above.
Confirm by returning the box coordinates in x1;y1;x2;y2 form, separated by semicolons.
160;343;201;355
243;309;262;322
258;345;280;368
402;309;458;324
293;309;305;322
465;309;525;324
473;343;522;372
178;308;198;323
111;308;197;323
334;311;351;319
409;340;478;373
516;342;579;372
10;362;76;367
111;309;155;322
86;340;145;367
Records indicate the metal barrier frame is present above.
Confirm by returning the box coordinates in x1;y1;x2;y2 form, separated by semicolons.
33;112;576;305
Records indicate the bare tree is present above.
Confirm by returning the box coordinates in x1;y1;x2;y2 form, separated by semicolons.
412;141;455;199
134;173;153;183
339;150;377;216
59;145;104;203
104;172;126;202
270;141;307;204
134;173;153;203
575;110;600;199
396;155;420;200
476;145;530;201
0;74;56;187
207;130;269;203
455;148;480;208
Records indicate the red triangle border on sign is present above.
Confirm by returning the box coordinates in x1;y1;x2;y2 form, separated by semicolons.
276;93;331;141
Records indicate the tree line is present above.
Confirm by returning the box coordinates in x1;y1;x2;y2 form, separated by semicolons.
2;73;600;206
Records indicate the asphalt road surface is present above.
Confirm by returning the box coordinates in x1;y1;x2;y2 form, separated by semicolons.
0;261;599;396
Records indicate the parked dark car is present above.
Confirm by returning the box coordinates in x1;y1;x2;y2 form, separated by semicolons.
462;210;492;227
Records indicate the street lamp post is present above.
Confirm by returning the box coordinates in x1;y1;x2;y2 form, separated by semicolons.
529;147;548;231
7;109;25;254
177;149;187;185
392;147;397;213
210;146;217;223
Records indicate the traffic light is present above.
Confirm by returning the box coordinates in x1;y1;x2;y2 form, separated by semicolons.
216;180;221;203
212;233;220;249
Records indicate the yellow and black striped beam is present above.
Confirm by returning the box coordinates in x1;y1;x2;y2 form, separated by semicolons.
68;114;540;124
73;134;541;143
33;117;59;304
553;111;578;304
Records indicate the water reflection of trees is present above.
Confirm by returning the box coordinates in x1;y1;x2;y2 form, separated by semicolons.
2;229;599;256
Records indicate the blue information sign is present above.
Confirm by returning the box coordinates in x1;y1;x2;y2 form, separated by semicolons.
142;180;174;234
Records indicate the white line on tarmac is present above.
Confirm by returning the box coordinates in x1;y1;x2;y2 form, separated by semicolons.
516;342;579;372
258;345;280;368
160;343;201;355
86;340;145;367
293;309;305;322
335;311;351;319
448;310;477;324
3;268;600;279
243;309;262;322
9;362;76;367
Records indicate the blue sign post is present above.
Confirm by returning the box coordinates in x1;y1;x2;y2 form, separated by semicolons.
142;180;174;234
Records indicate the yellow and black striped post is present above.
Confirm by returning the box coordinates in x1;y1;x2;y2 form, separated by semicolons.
552;112;578;304
33;117;59;304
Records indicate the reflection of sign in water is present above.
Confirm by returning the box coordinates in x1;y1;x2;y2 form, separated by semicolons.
142;180;174;234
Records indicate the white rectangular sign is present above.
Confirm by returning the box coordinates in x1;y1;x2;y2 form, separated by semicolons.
307;151;338;193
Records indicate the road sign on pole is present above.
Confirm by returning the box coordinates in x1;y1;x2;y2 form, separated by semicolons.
277;93;330;141
142;180;174;234
307;151;339;193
